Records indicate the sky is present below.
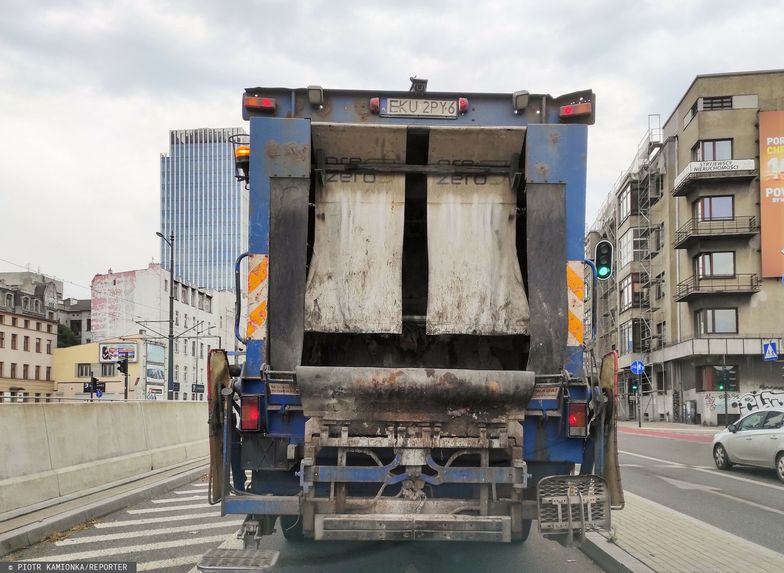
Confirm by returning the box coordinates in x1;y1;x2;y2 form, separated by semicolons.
2;0;783;298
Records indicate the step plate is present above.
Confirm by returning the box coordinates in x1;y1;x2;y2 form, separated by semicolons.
197;548;279;573
537;474;610;534
315;513;511;542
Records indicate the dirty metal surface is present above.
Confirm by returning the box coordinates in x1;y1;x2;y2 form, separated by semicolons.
525;183;567;374
426;127;529;336
296;366;535;422
197;547;279;573
304;124;407;334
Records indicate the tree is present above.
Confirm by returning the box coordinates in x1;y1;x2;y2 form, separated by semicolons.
57;324;80;348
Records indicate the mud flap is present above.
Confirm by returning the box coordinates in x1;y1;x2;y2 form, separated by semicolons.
208;349;232;503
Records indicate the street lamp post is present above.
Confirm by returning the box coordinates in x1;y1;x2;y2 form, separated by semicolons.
156;232;175;400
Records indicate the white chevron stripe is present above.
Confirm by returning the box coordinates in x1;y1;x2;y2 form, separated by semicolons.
56;520;243;546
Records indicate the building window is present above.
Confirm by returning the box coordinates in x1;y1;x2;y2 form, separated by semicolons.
77;363;92;377
86;319;91;331
11;363;17;378
0;331;4;348
11;334;17;350
696;308;737;335
184;314;188;328
619;319;647;355
35;338;41;353
22;297;30;310
655;321;666;348
702;96;733;111
34;300;41;313
0;362;3;377
36;322;41;331
696;364;738;392
23;336;29;351
173;283;179;301
192;341;196;356
618;183;637;223
11;317;17;326
175;365;180;381
200;343;204;359
619;273;640;312
23;364;29;379
184;366;188;383
70;320;82;336
175;310;179;326
35;365;40;380
46;366;51;381
4;293;12;307
618;228;647;269
101;363;115;376
206;296;212;313
46;339;52;354
24;319;29;329
695;252;735;278
692;139;732;162
47;324;52;333
694;196;733;221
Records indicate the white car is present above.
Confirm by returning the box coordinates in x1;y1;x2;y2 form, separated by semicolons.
712;408;784;482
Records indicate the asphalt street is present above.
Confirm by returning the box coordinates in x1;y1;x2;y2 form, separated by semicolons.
7;477;604;573
618;426;784;554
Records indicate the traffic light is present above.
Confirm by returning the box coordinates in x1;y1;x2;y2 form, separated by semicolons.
630;380;638;393
594;240;613;280
117;358;129;375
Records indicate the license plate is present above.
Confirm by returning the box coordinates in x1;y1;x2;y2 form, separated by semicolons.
381;98;458;119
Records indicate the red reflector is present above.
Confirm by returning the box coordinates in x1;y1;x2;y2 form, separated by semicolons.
567;402;587;438
369;97;380;114
560;101;592;117
458;97;469;114
241;396;261;431
244;95;277;113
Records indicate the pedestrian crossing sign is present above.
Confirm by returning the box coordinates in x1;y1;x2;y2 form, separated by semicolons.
763;341;778;361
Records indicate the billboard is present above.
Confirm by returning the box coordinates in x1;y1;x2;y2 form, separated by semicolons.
759;111;784;277
99;342;138;363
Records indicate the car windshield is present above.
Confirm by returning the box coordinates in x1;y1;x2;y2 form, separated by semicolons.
762;411;784;429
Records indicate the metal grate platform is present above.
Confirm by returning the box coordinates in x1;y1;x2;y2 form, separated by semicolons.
537;475;610;537
197;548;279;573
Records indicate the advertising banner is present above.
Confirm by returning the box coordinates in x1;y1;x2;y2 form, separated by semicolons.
99;342;138;363
759;111;784;277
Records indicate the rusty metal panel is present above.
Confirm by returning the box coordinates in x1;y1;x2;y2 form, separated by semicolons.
296;366;534;423
426;127;529;335
304;124;407;333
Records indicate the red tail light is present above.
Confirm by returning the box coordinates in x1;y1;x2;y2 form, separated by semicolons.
567;402;588;438
369;97;380;114
241;395;262;431
458;97;469;114
560;101;592;118
244;95;277;113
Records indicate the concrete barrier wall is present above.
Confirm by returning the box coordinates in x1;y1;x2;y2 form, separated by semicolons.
0;402;208;514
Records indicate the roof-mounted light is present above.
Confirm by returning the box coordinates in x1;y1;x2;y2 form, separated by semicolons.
243;94;277;113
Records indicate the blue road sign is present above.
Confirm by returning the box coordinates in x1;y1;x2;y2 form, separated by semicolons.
95;389;103;398
630;360;645;375
763;341;778;362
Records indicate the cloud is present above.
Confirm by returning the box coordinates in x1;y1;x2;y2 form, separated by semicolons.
1;0;784;296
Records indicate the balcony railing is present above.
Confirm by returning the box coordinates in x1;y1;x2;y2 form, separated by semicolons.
674;273;760;302
673;216;759;249
672;159;756;196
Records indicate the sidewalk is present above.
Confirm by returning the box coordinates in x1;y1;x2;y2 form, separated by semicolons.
617;420;720;434
582;492;784;573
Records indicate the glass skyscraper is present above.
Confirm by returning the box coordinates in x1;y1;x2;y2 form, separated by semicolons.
160;128;248;291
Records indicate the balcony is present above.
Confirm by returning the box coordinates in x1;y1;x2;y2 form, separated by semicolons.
673;216;759;249
672;159;756;196
674;274;760;302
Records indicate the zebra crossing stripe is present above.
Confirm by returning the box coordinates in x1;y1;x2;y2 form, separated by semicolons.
128;503;211;514
175;489;208;495
94;511;221;528
22;534;231;562
138;554;206;571
56;520;244;545
152;495;203;503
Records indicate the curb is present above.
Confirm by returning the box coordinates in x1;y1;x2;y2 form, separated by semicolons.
581;532;656;573
0;462;209;557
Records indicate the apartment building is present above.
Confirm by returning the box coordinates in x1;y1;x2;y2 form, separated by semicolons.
0;273;60;401
587;70;784;426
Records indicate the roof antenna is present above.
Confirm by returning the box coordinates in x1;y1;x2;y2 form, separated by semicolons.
409;77;428;94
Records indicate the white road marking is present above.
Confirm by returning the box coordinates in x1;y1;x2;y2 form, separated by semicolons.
22;534;231;562
658;475;784;517
175;489;208;495
128;503;211;514
620;450;784;492
619;463;643;468
152;495;204;503
138;554;205;571
56;520;244;545
95;511;222;528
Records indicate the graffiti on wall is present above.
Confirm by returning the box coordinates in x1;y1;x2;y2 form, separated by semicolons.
703;392;740;413
733;390;784;414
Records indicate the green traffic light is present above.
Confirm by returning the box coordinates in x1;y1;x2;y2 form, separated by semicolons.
598;267;610;277
719;384;725;391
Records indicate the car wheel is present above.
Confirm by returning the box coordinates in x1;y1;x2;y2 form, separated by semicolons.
776;453;784;484
713;444;732;470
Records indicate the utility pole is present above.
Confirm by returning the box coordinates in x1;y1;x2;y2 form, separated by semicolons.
157;232;176;401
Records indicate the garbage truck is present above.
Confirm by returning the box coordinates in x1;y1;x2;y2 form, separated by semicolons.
201;79;622;569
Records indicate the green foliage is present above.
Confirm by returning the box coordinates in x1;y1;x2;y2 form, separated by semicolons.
57;323;80;348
